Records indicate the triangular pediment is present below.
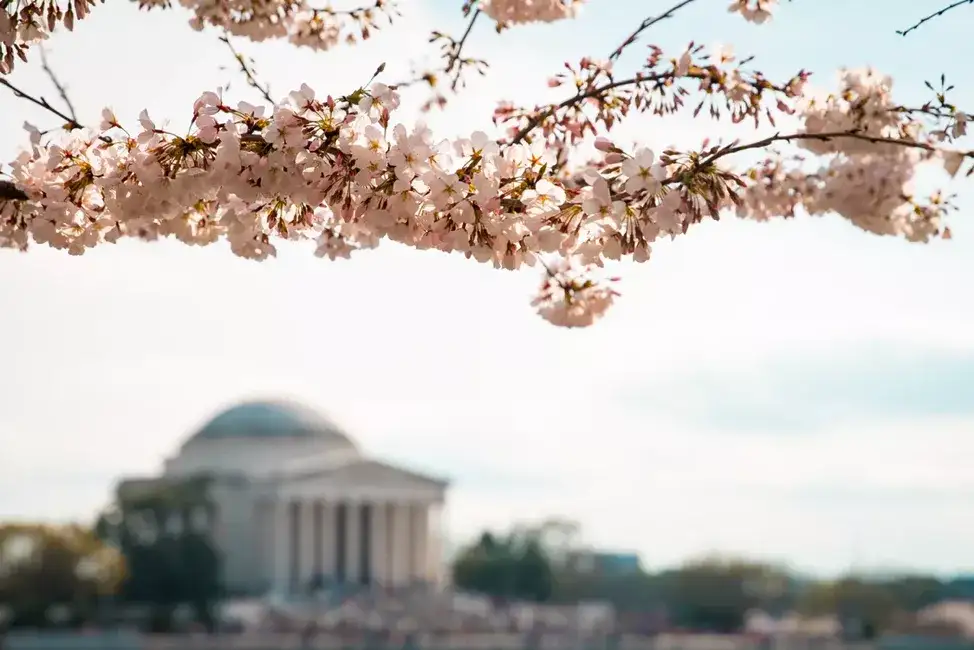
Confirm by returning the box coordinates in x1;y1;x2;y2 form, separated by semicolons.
287;459;448;490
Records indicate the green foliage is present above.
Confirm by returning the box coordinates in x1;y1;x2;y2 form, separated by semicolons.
0;523;125;628
94;477;222;631
657;558;794;632
450;525;962;638
452;530;554;602
795;575;921;637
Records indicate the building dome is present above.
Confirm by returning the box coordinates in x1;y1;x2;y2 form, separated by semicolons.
184;400;356;448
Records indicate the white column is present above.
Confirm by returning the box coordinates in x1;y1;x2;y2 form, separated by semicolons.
344;501;360;584
253;501;267;588
411;504;429;584
272;497;289;595
322;501;337;579
260;500;274;591
384;503;396;586
427;502;444;587
299;500;315;590
391;503;411;587
370;502;388;586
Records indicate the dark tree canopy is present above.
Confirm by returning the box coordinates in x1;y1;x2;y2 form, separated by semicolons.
0;523;124;628
95;477;222;631
452;529;554;603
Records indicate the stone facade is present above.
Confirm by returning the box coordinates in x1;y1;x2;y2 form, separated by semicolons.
115;400;448;596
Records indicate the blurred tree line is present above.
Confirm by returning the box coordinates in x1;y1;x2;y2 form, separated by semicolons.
0;523;124;627
451;519;974;637
0;477;220;631
3;510;972;636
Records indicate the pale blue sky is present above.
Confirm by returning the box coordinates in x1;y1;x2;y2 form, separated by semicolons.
1;0;973;576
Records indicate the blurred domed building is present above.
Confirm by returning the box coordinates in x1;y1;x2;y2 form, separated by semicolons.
116;399;448;596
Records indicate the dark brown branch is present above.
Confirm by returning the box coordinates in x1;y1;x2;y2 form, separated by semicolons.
0;75;112;143
448;8;481;91
39;46;78;122
387;5;484;102
609;0;701;62
691;130;972;173
0;180;30;201
509;70;698;145
219;34;273;105
897;0;973;36
0;77;84;131
309;0;389;16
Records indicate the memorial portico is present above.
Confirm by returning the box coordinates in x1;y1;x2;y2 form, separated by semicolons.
117;399;448;596
263;462;445;592
265;496;439;592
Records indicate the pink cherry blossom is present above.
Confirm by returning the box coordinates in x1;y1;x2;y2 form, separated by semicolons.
0;0;967;328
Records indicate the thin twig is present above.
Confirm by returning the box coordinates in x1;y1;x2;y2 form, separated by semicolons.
0;77;83;130
897;0;973;36
691;130;972;173
609;0;701;62
390;6;484;94
509;70;703;145
509;6;710;146
219;34;273;105
0;76;112;143
448;8;481;91
308;0;388;16
39;46;78;122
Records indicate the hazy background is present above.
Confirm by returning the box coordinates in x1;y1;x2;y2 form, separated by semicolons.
1;0;972;576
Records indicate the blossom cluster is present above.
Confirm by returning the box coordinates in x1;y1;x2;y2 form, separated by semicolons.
0;0;786;79
533;256;619;327
479;0;584;25
1;65;965;327
741;68;957;243
1;0;99;74
727;0;778;24
0;83;628;324
494;44;810;171
132;0;397;51
3;0;971;327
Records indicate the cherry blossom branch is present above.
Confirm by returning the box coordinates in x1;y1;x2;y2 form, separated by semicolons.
131;0;399;50
0;72;113;144
608;0;701;62
309;0;387;16
2;3;965;327
308;0;399;42
38;46;78;123
0;76;83;131
692;130;973;172
507;69;703;145
389;4;486;110
1;70;960;326
448;7;482;91
508;76;646;144
897;0;973;36
219;34;273;105
1;0;101;75
502;45;808;159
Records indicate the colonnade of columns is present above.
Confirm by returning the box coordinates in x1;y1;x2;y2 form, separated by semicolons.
262;498;433;594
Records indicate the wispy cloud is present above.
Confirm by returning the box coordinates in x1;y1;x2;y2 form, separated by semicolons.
617;345;974;433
